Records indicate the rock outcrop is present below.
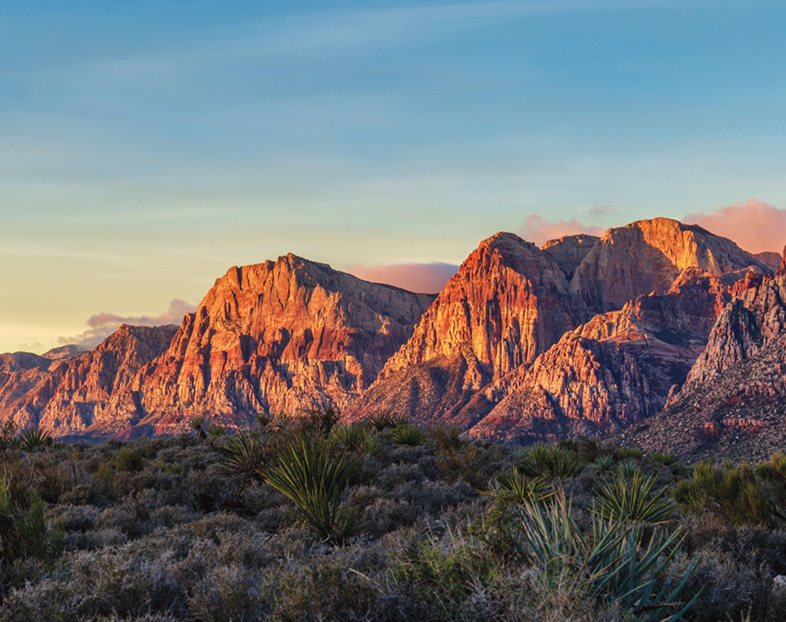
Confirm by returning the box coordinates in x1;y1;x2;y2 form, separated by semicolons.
616;249;786;460
542;234;599;279
468;271;734;443
570;218;768;313
347;233;577;428
124;255;433;434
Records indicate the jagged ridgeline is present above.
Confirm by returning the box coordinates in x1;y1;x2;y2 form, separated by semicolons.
2;218;784;455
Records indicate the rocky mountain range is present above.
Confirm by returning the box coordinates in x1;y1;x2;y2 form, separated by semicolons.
2;217;783;456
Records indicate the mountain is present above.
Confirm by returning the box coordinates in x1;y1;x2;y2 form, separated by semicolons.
2;325;178;434
468;271;736;443
346;232;578;428
1;218;780;445
615;248;786;460
570;218;769;313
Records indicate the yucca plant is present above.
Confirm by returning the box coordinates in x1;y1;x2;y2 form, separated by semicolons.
206;423;226;437
356;434;382;457
518;444;586;479
366;412;398;432
389;423;423;446
488;468;550;504
255;413;272;429
617;459;638;478
593;466;674;525
221;431;266;480
260;436;364;545
594;454;614;472
302;407;342;437
189;416;207;440
18;428;53;452
520;490;698;621
332;423;369;452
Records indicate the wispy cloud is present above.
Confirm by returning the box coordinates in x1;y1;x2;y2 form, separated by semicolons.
347;262;458;294
684;199;786;254
520;214;604;246
59;299;195;350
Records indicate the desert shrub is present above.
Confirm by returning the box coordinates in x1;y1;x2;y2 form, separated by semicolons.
435;443;496;488
674;462;769;526
219;431;266;481
18;428;53;452
206;424;226;438
333;423;370;453
260;436;364;544
426;425;464;452
615;447;644;461
301;407;342;437
189;416;207;440
112;448;145;473
0;478;62;568
389;423;423;447
593;466;674;525
651;452;677;467
520;490;698;621
365;411;399;432
517;444;586;479
593;454;614;472
488;468;549;505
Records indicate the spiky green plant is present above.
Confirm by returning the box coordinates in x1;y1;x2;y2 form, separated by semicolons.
189;416;207;440
389;423;423;446
356;434;382;457
489;468;549;504
594;454;614;472
518;444;586;479
617;459;638;478
520;490;698;621
18;428;53;452
302;407;342;437
332;423;368;452
255;413;272;428
366;412;398;432
594;467;674;525
221;431;266;480
260;436;364;544
206;423;226;437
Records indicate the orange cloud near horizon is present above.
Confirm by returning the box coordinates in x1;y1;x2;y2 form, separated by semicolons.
519;214;604;247
347;262;458;294
684;199;786;254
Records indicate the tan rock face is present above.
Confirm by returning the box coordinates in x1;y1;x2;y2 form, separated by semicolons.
570;218;767;312
542;234;599;279
130;255;434;433
347;233;577;428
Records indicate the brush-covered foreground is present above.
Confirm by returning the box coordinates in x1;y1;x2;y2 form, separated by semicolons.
0;415;785;622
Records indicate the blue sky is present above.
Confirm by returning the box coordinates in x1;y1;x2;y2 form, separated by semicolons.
2;0;786;352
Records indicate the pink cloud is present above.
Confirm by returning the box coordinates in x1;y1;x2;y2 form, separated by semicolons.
60;298;196;350
684;199;786;254
348;262;458;294
520;215;604;247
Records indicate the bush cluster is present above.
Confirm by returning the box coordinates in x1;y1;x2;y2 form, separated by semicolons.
0;416;784;621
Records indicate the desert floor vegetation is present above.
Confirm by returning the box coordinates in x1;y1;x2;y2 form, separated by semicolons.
0;416;784;621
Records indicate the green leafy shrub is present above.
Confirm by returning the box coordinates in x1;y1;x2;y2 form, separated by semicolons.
112;448;144;473
674;462;768;526
332;423;369;453
517;444;586;479
0;477;63;571
260;436;364;544
389;424;423;446
615;447;644;461
593;454;614;472
651;452;677;467
594;466;674;525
